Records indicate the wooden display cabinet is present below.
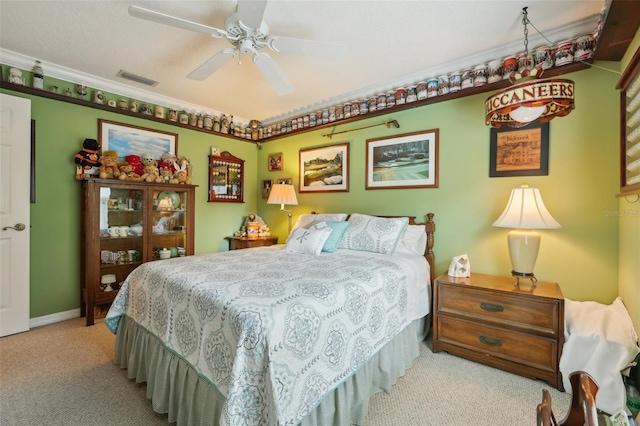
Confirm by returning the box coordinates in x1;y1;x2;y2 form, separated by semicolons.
80;179;196;325
208;151;244;202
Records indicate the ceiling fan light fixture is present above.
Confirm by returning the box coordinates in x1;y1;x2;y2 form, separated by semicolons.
484;7;575;128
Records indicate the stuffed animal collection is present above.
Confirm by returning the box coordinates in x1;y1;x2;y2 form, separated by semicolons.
73;140;192;185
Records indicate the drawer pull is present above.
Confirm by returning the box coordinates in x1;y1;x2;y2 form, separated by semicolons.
479;335;503;346
480;302;504;312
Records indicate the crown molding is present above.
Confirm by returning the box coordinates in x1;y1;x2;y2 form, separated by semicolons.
261;15;599;125
0;49;252;124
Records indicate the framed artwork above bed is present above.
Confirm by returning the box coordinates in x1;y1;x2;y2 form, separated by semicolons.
299;142;349;193
366;129;439;189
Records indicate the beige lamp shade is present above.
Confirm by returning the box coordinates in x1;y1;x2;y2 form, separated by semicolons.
493;185;560;283
267;184;298;207
267;184;298;234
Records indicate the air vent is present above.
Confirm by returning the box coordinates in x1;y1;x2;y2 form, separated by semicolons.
116;70;158;87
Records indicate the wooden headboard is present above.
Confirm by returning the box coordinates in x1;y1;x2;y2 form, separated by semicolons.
380;213;435;284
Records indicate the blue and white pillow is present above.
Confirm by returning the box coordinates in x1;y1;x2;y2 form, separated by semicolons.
338;214;409;255
288;213;348;241
285;226;333;255
311;221;351;252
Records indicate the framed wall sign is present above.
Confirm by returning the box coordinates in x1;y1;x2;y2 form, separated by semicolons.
366;129;439;189
299;143;349;193
489;122;549;177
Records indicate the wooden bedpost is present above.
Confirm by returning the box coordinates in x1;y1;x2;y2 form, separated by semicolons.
425;213;435;284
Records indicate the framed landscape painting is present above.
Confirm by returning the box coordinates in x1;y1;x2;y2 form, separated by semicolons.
366;129;439;189
98;119;177;161
299;143;349;193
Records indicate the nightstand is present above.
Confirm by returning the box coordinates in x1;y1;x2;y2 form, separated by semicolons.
432;273;564;389
225;236;279;250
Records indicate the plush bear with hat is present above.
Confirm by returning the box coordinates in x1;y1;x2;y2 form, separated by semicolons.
74;138;101;179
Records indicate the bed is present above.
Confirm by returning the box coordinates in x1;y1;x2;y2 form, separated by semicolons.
105;212;436;426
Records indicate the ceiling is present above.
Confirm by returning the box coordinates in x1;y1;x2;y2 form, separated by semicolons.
0;1;608;125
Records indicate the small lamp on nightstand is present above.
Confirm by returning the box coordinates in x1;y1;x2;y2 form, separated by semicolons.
267;184;298;235
493;185;561;286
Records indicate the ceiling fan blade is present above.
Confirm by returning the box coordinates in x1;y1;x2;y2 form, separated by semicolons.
252;52;293;95
237;0;268;30
188;48;237;80
128;5;227;38
268;36;346;62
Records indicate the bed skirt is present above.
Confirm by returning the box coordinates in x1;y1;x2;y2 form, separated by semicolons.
113;315;431;426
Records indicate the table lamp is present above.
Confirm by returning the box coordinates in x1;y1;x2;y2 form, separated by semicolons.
267;184;298;235
492;185;560;286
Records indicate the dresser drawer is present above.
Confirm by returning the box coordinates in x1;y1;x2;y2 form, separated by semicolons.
437;315;558;373
438;285;560;337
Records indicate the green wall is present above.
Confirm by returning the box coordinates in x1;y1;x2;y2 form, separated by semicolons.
0;88;259;318
257;64;621;305
0;61;624;319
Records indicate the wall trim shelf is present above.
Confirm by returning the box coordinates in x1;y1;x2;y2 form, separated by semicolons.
259;61;592;142
0;81;254;144
2;61;592;145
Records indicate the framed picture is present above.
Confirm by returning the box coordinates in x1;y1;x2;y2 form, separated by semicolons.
261;179;273;199
98;119;177;162
277;177;293;185
366;129;439;189
299;143;349;193
489;122;549;177
268;152;283;171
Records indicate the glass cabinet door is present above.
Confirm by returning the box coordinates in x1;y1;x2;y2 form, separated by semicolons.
98;186;144;295
151;189;189;259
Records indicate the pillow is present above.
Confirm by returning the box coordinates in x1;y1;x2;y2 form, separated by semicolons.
311;221;351;252
338;214;409;255
288;213;348;241
285;226;333;255
395;224;427;256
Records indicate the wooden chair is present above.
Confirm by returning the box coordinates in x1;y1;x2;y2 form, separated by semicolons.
536;371;599;426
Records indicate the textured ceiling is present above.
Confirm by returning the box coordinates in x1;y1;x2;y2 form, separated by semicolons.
0;1;604;125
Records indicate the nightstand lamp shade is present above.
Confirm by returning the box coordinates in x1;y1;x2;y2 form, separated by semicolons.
493;185;560;285
267;184;298;235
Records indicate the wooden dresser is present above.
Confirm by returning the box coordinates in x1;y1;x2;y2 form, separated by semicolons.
432;273;565;389
225;236;279;250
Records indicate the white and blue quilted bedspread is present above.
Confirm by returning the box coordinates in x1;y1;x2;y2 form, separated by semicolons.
106;245;429;426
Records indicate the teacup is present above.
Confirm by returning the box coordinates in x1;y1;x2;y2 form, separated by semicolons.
118;226;129;237
108;227;120;237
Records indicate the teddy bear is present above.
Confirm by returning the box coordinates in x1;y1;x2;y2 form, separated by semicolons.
138;155;159;182
158;153;178;174
125;154;144;176
74;138;101;179
118;163;142;181
171;169;192;185
99;153;120;179
140;163;161;183
158;167;173;184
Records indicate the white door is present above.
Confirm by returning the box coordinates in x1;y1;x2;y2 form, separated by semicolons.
0;93;31;337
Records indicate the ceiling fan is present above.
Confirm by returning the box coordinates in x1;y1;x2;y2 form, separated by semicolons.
128;0;347;95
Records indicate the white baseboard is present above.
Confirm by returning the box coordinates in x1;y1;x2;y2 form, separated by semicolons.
29;309;81;329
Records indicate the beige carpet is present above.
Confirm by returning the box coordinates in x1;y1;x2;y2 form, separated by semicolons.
0;318;570;425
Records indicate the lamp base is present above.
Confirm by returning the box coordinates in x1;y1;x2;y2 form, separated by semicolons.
511;270;537;287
